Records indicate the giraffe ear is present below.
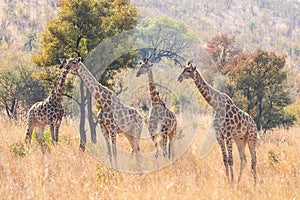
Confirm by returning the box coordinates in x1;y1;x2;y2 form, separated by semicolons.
187;60;193;65
60;58;66;63
193;65;197;71
77;57;82;62
139;61;143;65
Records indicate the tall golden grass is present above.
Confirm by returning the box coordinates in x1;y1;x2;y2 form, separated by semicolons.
0;115;299;199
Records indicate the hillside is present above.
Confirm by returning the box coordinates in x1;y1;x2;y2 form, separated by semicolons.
1;0;299;67
133;0;300;68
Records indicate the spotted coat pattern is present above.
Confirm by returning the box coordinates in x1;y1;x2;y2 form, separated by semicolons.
25;64;70;147
178;61;257;184
62;57;142;168
136;59;177;160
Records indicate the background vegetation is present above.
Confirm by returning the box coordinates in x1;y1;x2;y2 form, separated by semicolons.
0;0;300;198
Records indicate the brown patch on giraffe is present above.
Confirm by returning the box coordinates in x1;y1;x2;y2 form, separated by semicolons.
94;91;101;99
228;111;233;118
234;115;238;123
237;122;242;129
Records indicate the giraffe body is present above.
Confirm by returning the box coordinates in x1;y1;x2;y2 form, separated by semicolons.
26;63;70;149
137;59;177;160
178;61;257;184
63;57;142;168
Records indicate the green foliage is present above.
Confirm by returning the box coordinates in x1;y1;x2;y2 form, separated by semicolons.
284;97;300;125
0;52;46;119
280;111;297;129
206;34;296;131
32;0;138;149
138;15;188;34
268;149;279;165
95;163;114;183
234;50;291;132
10;141;27;157
33;0;137;66
32;129;52;144
136;15;195;64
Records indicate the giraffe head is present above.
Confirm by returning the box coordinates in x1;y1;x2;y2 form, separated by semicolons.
136;58;153;77
177;61;196;82
58;58;73;70
59;57;83;72
59;58;67;69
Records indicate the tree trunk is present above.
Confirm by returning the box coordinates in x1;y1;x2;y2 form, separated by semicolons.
256;94;263;131
79;79;86;151
87;91;97;143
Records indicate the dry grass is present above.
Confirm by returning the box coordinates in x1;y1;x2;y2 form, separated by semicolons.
0;115;299;200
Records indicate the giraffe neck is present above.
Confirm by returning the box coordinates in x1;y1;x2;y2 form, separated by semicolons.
192;70;219;108
148;68;160;105
49;69;70;105
77;62;116;106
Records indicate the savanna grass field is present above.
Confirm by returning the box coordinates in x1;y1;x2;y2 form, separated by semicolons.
1;114;299;199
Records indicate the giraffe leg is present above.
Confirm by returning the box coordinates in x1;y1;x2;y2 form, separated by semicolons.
54;125;59;143
124;130;141;172
162;135;168;158
226;137;234;183
168;129;177;161
37;126;45;153
168;139;174;161
99;121;112;166
111;131;118;169
25;111;35;143
25;122;35;143
160;126;168;158
248;138;257;184
54;119;62;143
148;119;159;159
49;123;56;145
235;137;247;184
168;122;177;161
217;136;229;182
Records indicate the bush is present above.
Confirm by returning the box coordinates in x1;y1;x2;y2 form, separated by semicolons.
10;141;27;157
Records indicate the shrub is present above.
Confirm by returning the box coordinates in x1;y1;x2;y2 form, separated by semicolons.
10;141;27;157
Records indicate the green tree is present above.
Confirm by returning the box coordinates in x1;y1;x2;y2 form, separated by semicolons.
234;49;295;132
136;15;195;65
32;0;138;150
0;52;45;120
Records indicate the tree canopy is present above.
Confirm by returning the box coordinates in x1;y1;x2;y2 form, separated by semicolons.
205;34;296;131
31;0;138;149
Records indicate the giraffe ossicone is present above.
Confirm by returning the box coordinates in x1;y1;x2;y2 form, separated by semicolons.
178;61;257;185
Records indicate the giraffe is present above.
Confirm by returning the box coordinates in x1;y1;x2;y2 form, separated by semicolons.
62;57;142;168
136;58;177;160
25;59;70;149
178;61;257;184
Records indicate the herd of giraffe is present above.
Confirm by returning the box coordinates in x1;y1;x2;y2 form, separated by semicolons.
25;57;257;185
